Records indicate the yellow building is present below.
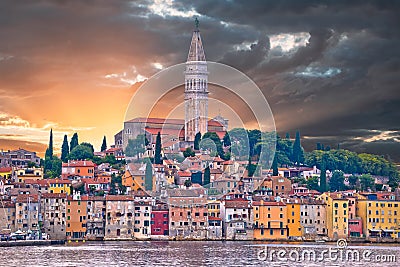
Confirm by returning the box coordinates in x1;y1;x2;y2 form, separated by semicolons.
318;193;349;240
357;196;400;238
48;178;71;195
15;167;43;183
286;201;302;238
122;169;146;192
208;199;221;218
253;201;287;240
0;167;12;182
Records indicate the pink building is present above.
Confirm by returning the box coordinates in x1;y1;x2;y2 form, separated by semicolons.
151;202;169;236
349;218;363;237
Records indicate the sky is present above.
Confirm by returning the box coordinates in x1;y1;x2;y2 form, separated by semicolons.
0;0;399;161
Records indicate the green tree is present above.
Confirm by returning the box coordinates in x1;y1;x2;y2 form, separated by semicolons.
203;166;211;186
306;176;320;191
110;174;126;195
320;157;327;192
45;129;53;159
247;157;257;177
247;129;261;157
81;142;94;153
61;135;69;162
145;160;153;191
194;132;201;150
329;170;346;191
27;161;37;168
223;132;231;147
70;133;79;151
183;147;195;157
316;143;322;150
101;136;107;152
202;132;224;158
124;134;147;158
68;145;94;160
154;132;162;164
359;174;375;191
292;130;304;165
348;175;359;189
272;155;278;176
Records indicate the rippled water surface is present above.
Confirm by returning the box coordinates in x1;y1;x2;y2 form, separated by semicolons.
1;241;399;266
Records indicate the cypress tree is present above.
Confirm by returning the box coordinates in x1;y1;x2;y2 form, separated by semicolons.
154;132;162;164
70;133;79;152
272;155;278;176
223;132;231;147
101;136;107;152
292;130;304;165
194;132;201;150
320;157;327;192
61;135;69;162
316;143;322;150
45;129;53;159
145;160;153;191
203;166;211;186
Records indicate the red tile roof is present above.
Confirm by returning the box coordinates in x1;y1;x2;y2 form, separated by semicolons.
253;201;286;206
41;193;67;199
16;194;39;203
225;198;250;208
0;167;12;172
177;171;192;177
62;160;96;167
106;195;135;201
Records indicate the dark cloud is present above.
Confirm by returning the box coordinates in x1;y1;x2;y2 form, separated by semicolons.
0;0;399;160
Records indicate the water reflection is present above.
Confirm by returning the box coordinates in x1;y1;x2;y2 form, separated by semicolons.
0;241;399;267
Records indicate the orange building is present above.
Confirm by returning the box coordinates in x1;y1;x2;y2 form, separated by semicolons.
66;195;88;240
62;160;95;179
253;201;287;240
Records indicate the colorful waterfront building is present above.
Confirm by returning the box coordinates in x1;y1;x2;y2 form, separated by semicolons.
357;193;400;238
0;201;15;231
15;194;40;233
151;201;169;236
41;193;67;240
318;192;349;240
253;200;287;240
104;195;135;240
221;198;253;240
286;200;302;238
86;196;106;240
133;200;152;239
168;188;208;239
300;199;327;238
66;194;88;240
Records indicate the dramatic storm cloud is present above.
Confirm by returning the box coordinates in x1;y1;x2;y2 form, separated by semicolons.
0;0;399;160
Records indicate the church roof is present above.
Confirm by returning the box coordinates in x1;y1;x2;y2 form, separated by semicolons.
187;28;206;62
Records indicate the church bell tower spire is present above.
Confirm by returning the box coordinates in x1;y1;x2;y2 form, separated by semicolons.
184;18;208;142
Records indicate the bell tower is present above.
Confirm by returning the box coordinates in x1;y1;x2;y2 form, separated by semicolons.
185;18;208;142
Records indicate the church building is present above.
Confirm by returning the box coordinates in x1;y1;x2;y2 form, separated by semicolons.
115;20;228;154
